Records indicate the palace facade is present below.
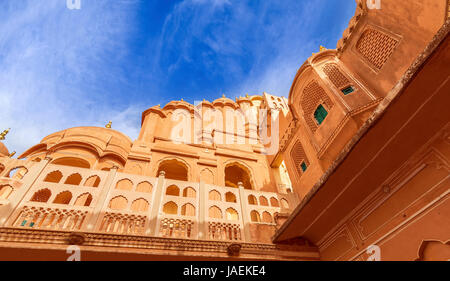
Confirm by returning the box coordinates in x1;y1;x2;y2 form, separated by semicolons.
0;0;449;261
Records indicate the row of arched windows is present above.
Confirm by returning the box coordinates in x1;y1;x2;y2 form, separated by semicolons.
39;157;257;191
250;210;275;224
208;190;289;208
109;196;150;213
208;190;237;203
165;185;196;197
44;171;101;187
157;159;255;190
30;188;93;207
115;179;153;193
208;206;239;221
162;201;195;216
248;194;288;208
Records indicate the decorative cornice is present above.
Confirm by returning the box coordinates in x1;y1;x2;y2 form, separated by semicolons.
0;227;319;260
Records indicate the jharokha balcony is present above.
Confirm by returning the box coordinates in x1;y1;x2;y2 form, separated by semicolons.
0;156;319;260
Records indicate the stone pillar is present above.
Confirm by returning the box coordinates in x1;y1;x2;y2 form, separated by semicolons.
84;166;118;231
0;157;52;227
237;182;251;242
198;181;208;240
147;171;166;236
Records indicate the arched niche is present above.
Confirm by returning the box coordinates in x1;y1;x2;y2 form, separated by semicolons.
51;157;91;169
44;171;63;183
208;206;222;219
224;162;254;190
157;159;189;181
163;202;178;215
53;191;72;205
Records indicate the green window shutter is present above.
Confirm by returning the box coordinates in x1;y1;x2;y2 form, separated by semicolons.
342;86;355;95
314;104;328;125
301;162;308;172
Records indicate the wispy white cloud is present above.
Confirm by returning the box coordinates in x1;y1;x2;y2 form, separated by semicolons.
0;0;140;154
153;0;354;99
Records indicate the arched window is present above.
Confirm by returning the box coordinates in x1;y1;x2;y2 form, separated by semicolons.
314;104;328;125
0;185;14;200
115;179;133;191
162;202;178;215
181;203;195;216
51;157;90;169
248;195;258;205
131;198;149;212
225;208;239;221
224;163;253;190
208;206;222;219
182;187;196;198
109;196;128;210
259;196;269;206
44;171;63;183
7;167;28;179
262;212;273;223
64;173;82;185
136;181;152;193
225;192;237;203
157;159;188;181
53;191;72;205
250;210;261;222
74;193;93;207
166;185;180;196
30;189;51;203
209;190;221;201
84;175;101;187
270;197;279;207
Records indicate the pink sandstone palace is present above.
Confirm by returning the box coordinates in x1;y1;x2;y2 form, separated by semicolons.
0;0;449;261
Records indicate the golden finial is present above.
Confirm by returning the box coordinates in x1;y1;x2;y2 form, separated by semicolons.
8;151;16;158
105;121;112;129
222;94;226;98
246;94;249;98
0;128;10;140
320;45;327;52
181;98;184;101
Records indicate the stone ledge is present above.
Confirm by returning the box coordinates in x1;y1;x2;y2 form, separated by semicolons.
0;227;319;260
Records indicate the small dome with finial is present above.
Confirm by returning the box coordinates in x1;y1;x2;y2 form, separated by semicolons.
105;121;112;129
0;128;10;157
0;128;10;140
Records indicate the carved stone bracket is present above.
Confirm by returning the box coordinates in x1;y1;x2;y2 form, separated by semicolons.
66;232;86;246
227;243;242;257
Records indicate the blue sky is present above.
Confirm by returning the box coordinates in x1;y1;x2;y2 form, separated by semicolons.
0;0;356;155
